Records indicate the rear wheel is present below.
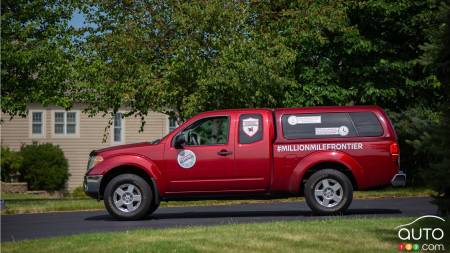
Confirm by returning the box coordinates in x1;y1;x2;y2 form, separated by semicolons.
104;174;153;220
304;169;353;215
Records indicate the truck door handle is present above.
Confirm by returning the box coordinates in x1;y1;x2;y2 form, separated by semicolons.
217;149;233;156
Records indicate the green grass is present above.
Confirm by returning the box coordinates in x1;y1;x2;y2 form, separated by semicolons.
1;187;433;215
1;217;426;253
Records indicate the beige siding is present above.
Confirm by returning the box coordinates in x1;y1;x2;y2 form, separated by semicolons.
0;104;169;190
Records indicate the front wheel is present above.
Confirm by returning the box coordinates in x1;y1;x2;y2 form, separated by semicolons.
104;174;153;220
304;169;353;215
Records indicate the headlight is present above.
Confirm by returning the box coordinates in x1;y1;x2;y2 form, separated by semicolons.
87;155;103;170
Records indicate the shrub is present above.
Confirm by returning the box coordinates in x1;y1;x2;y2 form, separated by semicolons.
387;107;441;186
420;106;450;216
20;143;70;191
1;146;23;182
71;186;87;198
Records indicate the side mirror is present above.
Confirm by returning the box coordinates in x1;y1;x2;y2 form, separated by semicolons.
174;134;186;149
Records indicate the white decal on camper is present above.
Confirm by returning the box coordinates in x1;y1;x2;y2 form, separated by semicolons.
338;126;349;136
315;127;339;135
288;115;321;125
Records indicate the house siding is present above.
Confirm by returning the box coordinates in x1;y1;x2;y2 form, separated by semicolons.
1;104;169;190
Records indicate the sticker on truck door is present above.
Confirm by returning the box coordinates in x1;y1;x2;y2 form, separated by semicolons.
242;117;259;137
239;114;263;144
177;150;196;169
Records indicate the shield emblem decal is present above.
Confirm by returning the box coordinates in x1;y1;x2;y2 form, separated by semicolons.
242;117;259;137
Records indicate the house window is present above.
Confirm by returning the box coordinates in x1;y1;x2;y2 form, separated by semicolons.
113;112;124;143
31;112;43;135
54;112;65;134
53;111;78;136
66;112;77;134
169;116;178;132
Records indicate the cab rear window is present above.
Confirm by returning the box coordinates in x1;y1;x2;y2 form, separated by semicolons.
282;112;383;139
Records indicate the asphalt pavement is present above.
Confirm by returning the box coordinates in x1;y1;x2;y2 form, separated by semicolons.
1;197;437;242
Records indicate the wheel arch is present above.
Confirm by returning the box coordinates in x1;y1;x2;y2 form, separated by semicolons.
99;165;160;206
299;162;358;195
288;151;366;194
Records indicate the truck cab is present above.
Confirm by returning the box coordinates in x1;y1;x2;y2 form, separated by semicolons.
84;106;405;220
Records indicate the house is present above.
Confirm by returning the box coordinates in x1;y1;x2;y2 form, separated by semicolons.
0;103;178;190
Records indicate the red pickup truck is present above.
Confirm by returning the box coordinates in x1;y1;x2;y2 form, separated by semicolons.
84;106;406;220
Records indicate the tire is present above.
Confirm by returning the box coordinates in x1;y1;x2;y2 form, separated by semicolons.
147;202;160;216
104;174;153;220
304;169;353;215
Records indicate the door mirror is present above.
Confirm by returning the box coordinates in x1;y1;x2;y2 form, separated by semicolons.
174;134;186;149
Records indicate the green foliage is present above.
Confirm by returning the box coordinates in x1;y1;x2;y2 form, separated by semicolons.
418;1;450;216
409;107;450;216
1;147;23;182
20;143;69;191
1;0;76;117
71;186;87;198
72;0;444;122
271;0;443;109
386;107;440;185
419;1;450;85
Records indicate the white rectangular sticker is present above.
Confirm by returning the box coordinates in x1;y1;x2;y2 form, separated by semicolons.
315;127;339;135
288;115;321;125
297;116;321;124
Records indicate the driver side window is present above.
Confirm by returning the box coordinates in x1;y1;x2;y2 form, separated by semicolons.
181;116;229;146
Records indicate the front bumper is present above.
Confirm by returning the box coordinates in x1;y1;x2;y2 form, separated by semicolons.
83;175;103;199
391;171;406;187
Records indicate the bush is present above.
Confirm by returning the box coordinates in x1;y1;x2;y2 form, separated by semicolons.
420;106;450;216
20;143;70;191
387;107;441;186
71;186;87;198
1;146;23;182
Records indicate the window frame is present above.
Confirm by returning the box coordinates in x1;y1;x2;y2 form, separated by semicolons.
51;110;80;138
111;112;125;145
172;115;231;147
29;110;46;138
167;115;178;133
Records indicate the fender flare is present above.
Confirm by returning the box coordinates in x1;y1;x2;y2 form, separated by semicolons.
288;151;367;193
94;154;165;196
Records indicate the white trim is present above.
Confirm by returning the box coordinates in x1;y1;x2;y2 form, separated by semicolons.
110;111;125;145
29;110;46;139
51;110;80;138
166;115;170;134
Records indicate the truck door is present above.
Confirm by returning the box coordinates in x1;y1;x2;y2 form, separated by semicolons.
164;114;236;193
233;111;273;191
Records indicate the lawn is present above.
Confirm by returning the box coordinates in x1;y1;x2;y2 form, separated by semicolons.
1;187;433;215
2;217;437;253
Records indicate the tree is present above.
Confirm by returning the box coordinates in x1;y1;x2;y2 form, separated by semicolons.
257;0;444;109
1;0;76;117
75;0;293;123
418;1;450;215
74;1;444;119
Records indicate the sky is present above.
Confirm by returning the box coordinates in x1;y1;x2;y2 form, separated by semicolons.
68;11;86;29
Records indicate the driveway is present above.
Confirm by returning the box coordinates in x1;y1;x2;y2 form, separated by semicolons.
1;197;437;242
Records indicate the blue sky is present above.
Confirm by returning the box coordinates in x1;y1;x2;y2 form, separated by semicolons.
69;11;86;28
